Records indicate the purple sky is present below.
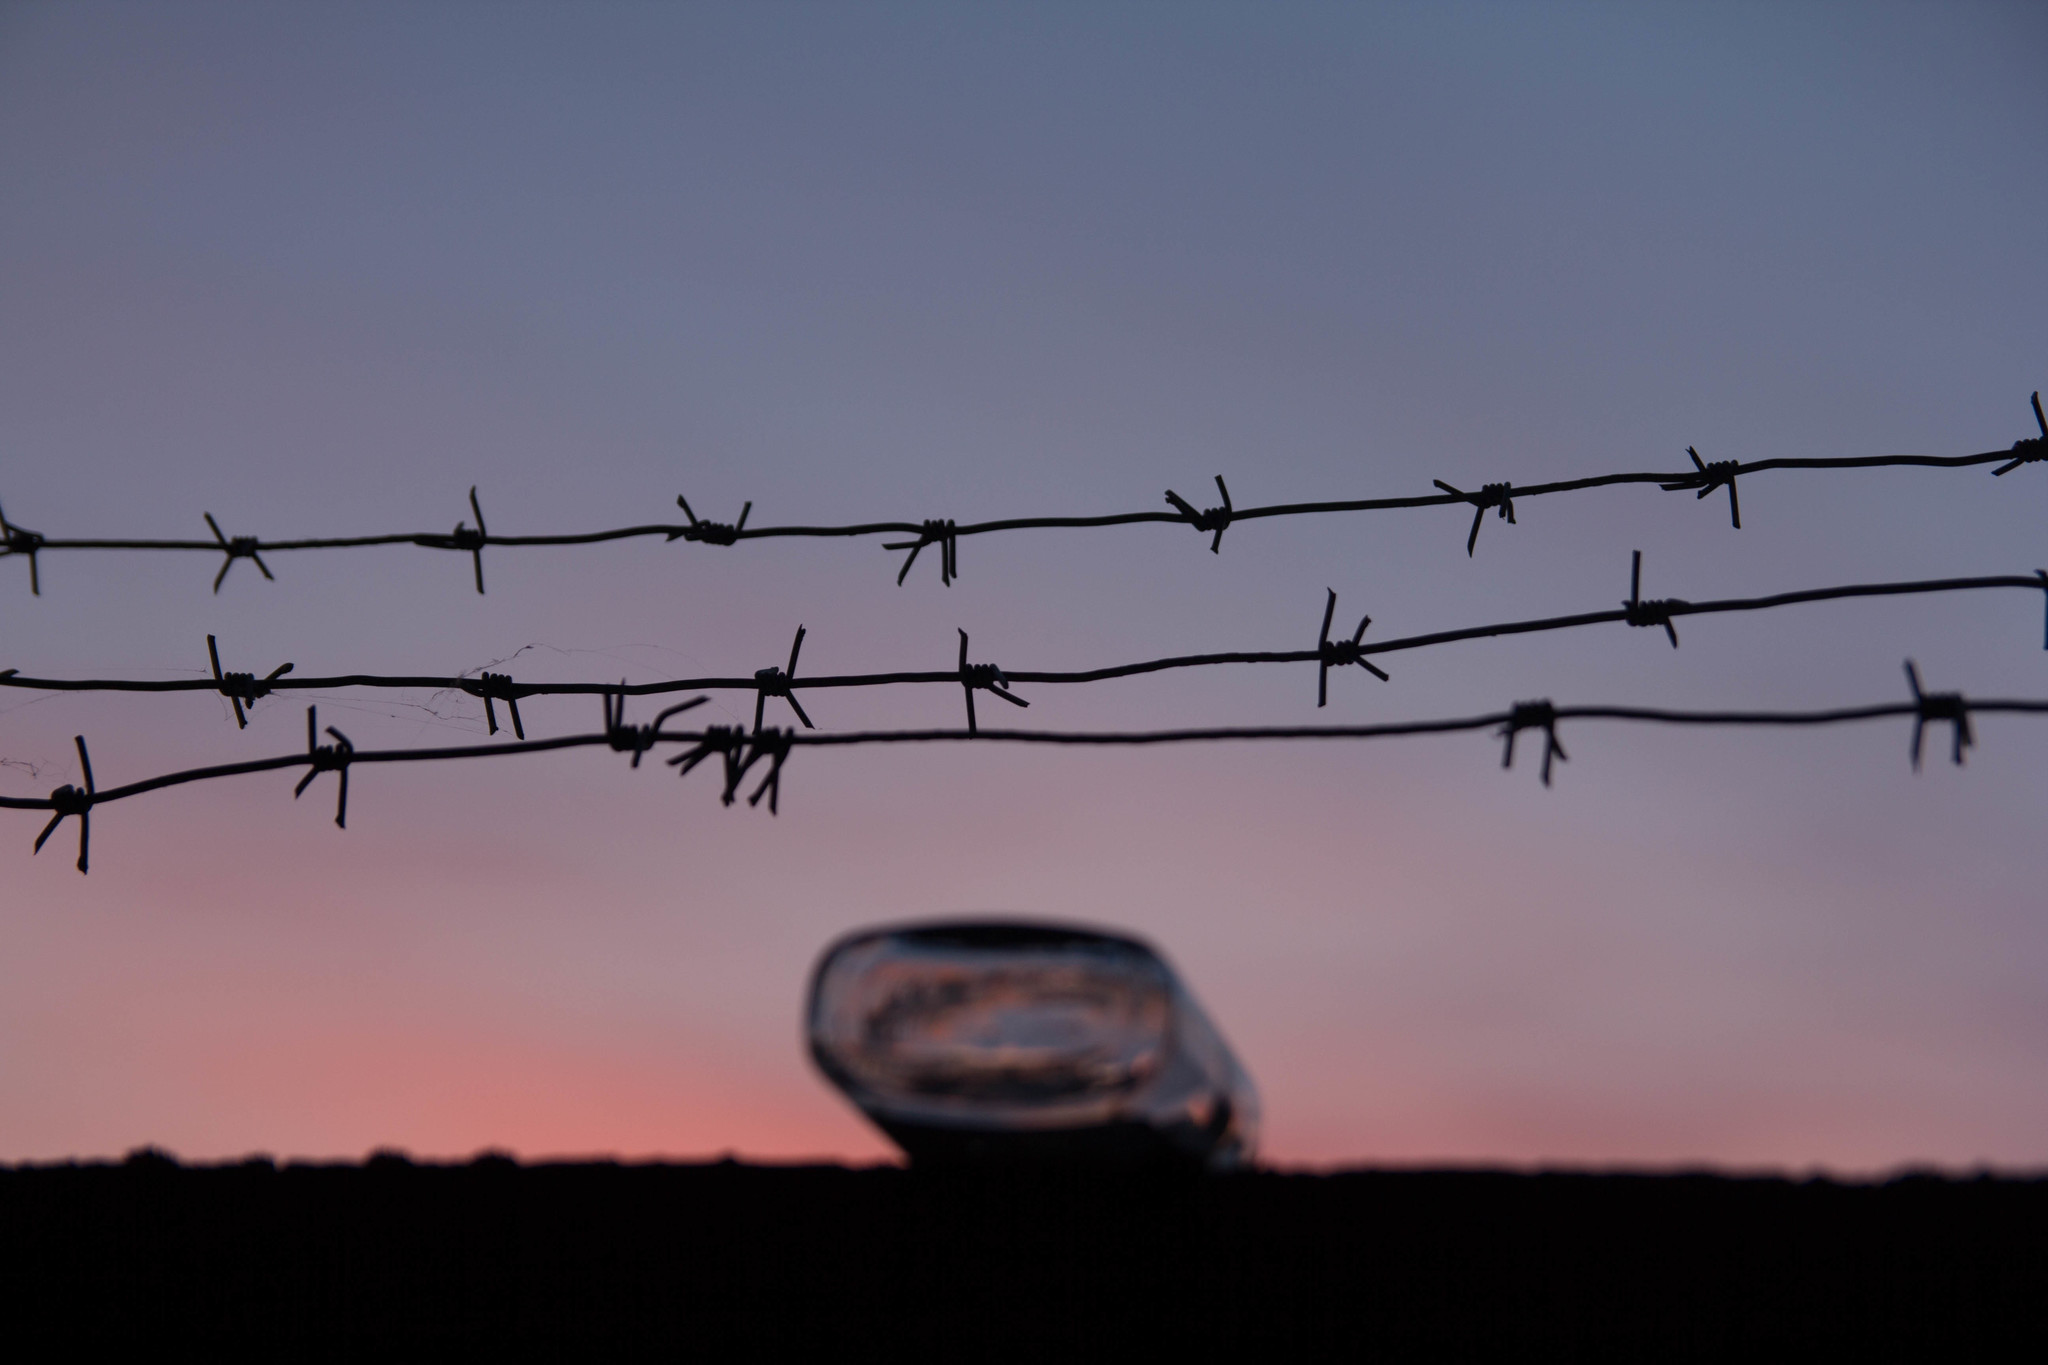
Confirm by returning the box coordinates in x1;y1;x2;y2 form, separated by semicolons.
2;1;2046;1170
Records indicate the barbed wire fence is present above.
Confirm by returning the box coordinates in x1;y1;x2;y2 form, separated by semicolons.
3;394;2044;873
1;668;2034;873
4;563;2046;729
0;395;2040;595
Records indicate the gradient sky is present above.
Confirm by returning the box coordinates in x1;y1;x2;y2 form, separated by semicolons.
2;1;2046;1171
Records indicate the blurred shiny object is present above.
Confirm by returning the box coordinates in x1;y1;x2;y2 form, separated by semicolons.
807;920;1258;1169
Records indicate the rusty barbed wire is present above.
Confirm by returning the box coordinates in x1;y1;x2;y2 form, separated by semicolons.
6;667;2041;873
4;395;2043;594
5;564;2044;728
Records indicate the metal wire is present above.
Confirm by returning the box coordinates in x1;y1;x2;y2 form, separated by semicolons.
5;396;2042;872
5;565;2043;730
2;393;2042;592
3;667;2035;872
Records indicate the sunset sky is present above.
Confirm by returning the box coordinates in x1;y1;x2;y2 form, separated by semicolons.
3;1;2046;1171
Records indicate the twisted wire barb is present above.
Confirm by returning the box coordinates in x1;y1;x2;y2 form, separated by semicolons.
1432;479;1515;556
7;568;2045;721
0;499;43;595
752;626;815;731
1164;476;1234;553
291;705;354;827
602;689;711;767
8;675;2043;873
666;724;748;795
203;513;273;594
1499;701;1568;787
886;520;958;586
958;628;1028;733
1991;392;2048;476
207;634;293;729
6;395;2042;592
730;729;792;811
471;672;526;739
1317;588;1387;707
673;496;750;546
1666;447;1742;528
449;487;488;594
1904;660;1973;769
30;736;94;873
1622;551;1683;648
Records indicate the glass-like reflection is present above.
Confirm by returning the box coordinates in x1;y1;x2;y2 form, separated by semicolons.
808;920;1258;1169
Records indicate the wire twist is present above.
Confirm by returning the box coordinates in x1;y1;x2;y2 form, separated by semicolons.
1499;701;1568;787
1991;392;2047;476
2039;570;2048;651
292;706;355;827
203;513;274;594
1432;480;1516;557
666;724;748;786
886;519;959;586
31;737;95;873
468;671;528;739
604;689;711;768
448;488;488;593
1662;446;1742;528
751;626;816;731
206;634;294;729
957;628;1030;733
1622;551;1685;648
1316;589;1388;707
1904;660;1972;769
673;496;751;546
407;487;490;593
0;499;44;596
729;729;793;812
1164;476;1234;553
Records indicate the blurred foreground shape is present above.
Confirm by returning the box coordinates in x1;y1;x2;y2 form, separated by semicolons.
807;920;1258;1169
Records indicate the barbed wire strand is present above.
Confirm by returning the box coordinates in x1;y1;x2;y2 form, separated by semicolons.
6;565;2044;725
3;396;2042;593
4;667;2037;873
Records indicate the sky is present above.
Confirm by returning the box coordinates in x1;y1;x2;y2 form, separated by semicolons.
1;0;2045;1172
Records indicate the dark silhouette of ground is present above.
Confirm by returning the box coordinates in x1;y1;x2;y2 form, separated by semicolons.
3;1150;2041;1357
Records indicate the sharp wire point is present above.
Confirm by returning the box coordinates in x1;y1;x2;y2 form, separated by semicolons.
202;514;272;593
1900;658;1971;772
1314;589;1388;703
1623;550;1684;648
30;736;97;872
0;498;46;595
2038;569;2048;650
1994;391;2048;475
1165;477;1234;553
886;520;958;584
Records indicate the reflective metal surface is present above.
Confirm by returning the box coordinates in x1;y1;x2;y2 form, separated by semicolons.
807;920;1258;1169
